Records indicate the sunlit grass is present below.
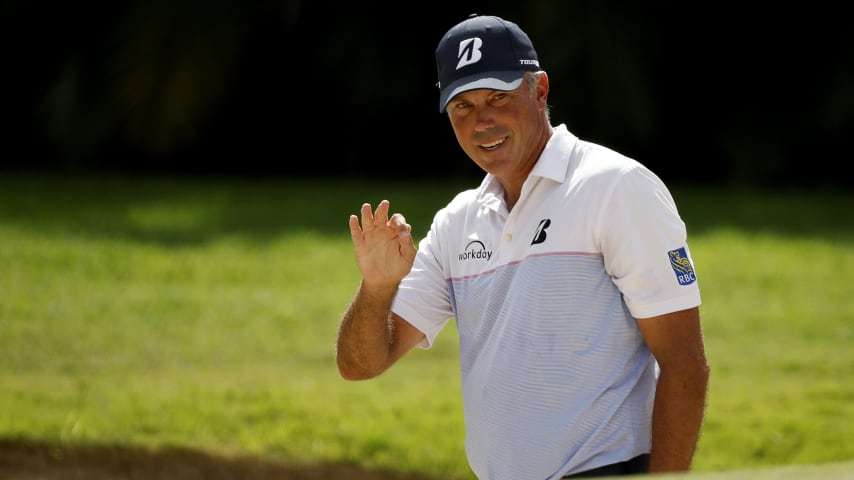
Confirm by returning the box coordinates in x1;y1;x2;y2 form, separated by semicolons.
0;174;851;479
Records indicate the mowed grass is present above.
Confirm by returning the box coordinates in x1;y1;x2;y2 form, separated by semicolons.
0;173;851;479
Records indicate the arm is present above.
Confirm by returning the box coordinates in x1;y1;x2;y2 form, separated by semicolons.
636;306;710;473
336;200;425;380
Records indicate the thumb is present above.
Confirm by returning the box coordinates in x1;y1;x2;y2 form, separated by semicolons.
400;229;417;262
389;213;417;259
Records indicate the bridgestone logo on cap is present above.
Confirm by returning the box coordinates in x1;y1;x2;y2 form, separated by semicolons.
456;38;483;70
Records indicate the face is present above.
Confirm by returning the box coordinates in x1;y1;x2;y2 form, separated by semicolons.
445;73;550;186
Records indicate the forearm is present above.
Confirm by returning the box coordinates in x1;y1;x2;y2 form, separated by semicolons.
647;364;710;472
336;280;398;380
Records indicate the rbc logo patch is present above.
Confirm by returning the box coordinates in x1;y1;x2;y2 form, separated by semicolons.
668;247;697;285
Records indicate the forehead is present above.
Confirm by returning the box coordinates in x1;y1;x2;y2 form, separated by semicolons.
451;86;520;104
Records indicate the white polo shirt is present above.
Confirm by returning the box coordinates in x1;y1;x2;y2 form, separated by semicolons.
391;124;701;480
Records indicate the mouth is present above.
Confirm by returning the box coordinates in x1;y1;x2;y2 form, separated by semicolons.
479;137;507;151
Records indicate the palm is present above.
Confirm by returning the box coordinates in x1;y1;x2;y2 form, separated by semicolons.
349;200;416;287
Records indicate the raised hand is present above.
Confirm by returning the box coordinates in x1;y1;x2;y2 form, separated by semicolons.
348;200;417;289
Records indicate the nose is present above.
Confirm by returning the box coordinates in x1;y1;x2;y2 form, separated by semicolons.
473;105;496;132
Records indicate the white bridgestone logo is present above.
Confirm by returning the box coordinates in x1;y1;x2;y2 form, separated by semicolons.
456;38;483;69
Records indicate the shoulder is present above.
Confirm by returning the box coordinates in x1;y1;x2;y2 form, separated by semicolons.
436;176;494;218
548;125;649;186
574;139;643;174
424;184;481;234
564;135;671;195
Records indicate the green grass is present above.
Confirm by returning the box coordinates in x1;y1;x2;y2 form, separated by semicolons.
0;173;852;479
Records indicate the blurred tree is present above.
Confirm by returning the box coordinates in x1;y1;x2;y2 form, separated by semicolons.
2;0;851;186
28;0;303;168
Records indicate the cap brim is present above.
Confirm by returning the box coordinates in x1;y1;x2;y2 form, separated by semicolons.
438;71;526;113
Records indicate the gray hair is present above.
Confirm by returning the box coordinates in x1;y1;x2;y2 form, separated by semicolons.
524;71;551;122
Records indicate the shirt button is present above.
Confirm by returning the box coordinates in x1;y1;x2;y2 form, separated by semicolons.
505;234;512;241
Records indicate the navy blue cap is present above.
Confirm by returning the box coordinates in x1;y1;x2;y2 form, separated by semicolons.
435;15;540;112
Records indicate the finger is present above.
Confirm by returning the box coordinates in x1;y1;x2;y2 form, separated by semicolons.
359;203;373;229
402;231;418;260
397;218;417;261
373;200;390;225
348;214;363;241
389;213;412;238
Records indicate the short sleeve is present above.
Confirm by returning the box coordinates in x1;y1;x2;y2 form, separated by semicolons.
391;212;455;348
599;166;701;318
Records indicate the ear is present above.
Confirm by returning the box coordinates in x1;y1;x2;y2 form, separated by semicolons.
536;72;550;105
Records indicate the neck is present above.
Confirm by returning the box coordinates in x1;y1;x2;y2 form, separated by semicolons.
501;123;554;211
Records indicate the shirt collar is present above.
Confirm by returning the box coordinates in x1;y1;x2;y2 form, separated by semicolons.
529;124;578;183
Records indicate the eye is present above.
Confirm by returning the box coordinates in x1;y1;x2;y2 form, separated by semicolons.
490;92;512;107
452;102;473;116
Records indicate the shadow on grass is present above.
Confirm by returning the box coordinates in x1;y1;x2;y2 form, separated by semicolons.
0;172;471;246
0;439;442;480
0;173;851;246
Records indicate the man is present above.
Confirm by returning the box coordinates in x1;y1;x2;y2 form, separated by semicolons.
336;14;709;479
